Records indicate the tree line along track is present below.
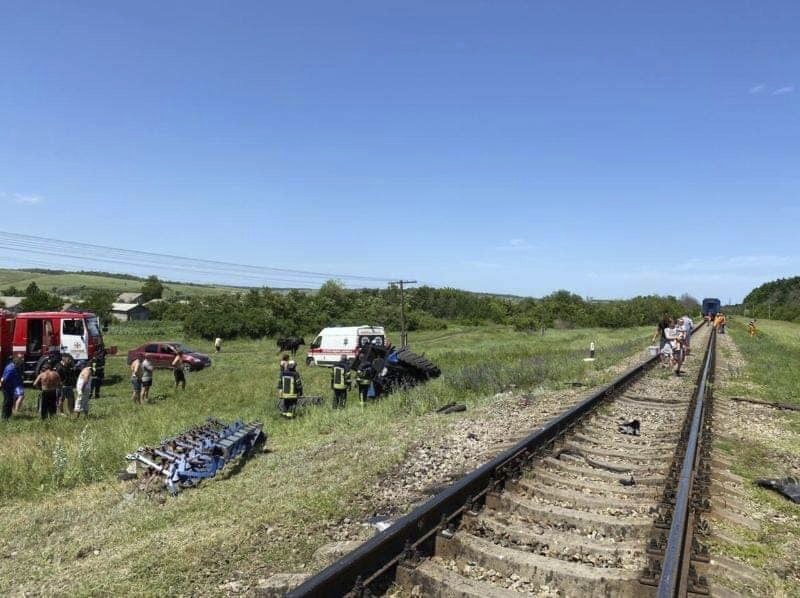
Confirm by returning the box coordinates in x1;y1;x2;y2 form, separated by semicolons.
287;323;716;598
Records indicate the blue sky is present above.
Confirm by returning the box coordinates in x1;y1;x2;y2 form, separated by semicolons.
1;1;797;302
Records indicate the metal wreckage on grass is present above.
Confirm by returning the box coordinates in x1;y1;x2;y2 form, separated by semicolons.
124;418;266;494
352;343;441;397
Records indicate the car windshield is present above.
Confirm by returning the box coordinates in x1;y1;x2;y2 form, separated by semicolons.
173;345;195;353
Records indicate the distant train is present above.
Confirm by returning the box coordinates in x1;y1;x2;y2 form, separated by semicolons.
702;298;721;317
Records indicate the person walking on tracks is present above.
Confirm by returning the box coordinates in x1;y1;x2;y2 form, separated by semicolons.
278;360;303;418
33;362;61;419
331;355;351;409
355;363;372;405
172;351;187;390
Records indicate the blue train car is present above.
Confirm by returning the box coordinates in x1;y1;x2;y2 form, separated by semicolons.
702;298;721;317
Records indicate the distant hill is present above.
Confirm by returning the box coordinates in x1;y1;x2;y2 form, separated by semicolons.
0;269;250;299
743;276;800;321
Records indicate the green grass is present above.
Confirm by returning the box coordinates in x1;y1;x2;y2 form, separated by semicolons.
725;317;800;404
711;317;800;595
0;268;245;298
0;322;651;594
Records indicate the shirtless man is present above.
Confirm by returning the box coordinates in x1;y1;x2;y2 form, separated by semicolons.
130;354;144;404
74;363;93;418
33;363;62;420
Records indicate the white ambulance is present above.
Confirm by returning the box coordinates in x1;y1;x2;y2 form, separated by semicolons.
306;325;386;366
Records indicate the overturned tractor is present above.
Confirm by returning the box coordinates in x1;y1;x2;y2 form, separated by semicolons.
351;343;441;397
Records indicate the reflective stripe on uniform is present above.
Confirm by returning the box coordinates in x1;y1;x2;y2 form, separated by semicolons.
332;366;347;390
281;376;297;398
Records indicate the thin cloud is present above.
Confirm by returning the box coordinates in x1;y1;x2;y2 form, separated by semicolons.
749;83;765;94
462;260;502;270
772;86;794;95
10;193;44;205
496;238;532;251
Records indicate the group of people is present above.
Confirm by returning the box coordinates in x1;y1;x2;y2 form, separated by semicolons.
276;353;374;419
654;314;693;374
1;353;101;420
129;351;187;404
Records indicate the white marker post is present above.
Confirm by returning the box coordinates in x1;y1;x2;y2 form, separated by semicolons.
583;341;596;362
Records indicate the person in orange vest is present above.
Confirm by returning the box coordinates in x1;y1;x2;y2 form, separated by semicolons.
748;319;758;337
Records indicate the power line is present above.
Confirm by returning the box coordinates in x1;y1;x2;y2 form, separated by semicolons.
0;231;398;289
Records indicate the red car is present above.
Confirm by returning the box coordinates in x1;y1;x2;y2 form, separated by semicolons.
126;342;212;372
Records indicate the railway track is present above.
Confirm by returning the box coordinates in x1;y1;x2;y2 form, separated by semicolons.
287;324;716;597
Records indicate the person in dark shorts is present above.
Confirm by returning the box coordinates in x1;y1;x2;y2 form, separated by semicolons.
172;351;186;390
33;362;61;420
141;356;154;402
130;354;144;404
55;354;77;414
91;350;105;398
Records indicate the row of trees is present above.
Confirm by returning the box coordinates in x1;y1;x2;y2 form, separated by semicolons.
740;276;800;321
146;281;694;339
1;276;698;338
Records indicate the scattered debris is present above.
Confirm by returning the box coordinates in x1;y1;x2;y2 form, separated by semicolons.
125;418;266;494
729;397;800;412
618;419;641;436
755;477;800;503
619;475;636;487
436;402;466;414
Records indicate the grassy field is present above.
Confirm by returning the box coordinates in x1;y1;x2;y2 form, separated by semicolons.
722;317;800;405
711;317;800;594
0;322;652;594
0;269;245;298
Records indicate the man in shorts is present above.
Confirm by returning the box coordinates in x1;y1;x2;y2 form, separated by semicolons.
172;351;186;390
75;363;92;417
141;355;154;402
33;362;61;420
55;354;77;414
130;353;144;404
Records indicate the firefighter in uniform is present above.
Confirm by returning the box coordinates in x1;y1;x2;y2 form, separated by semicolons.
355;363;372;405
331;355;351;409
278;360;303;418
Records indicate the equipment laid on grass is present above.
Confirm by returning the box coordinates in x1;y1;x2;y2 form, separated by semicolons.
125;418;266;494
350;342;441;398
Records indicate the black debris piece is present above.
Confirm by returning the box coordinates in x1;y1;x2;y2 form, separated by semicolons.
755;477;800;503
438;403;466;415
619;476;636;487
618;419;641;436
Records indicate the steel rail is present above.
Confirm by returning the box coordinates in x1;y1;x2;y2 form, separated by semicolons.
656;327;716;597
288;341;676;597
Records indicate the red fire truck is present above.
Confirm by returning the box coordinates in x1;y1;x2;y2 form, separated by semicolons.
0;310;105;381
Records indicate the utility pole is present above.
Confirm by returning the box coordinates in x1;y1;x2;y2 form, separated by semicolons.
390;280;417;347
